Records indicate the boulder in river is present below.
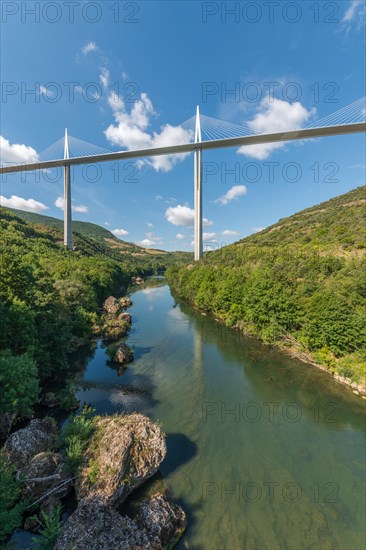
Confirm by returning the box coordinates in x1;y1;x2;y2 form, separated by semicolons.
119;297;132;309
135;493;187;548
54;493;186;550
76;413;166;507
103;296;121;315
113;343;134;364
102;319;130;340
5;418;58;469
118;312;132;325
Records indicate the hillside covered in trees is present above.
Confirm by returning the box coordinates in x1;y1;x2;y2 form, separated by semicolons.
0;207;190;428
167;186;366;385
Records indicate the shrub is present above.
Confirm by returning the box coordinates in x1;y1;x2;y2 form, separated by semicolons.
0;350;39;419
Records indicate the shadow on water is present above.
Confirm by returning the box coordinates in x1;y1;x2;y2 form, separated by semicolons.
161;432;198;477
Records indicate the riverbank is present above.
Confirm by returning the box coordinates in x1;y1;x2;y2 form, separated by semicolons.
182;300;366;399
226;311;366;398
3;279;366;549
1;283;187;549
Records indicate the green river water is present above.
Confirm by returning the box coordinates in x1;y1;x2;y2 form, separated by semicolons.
70;278;365;550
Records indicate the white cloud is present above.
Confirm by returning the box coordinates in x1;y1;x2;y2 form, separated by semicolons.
342;0;362;21
99;67;110;88
238;98;315;160
39;85;55;99
215;185;247;206
108;91;124;112
54;196;89;213
0;135;39;164
82;41;97;55
1;194;48;213
136;238;156;247
203;232;216;241
165;205;213;228
222;229;239;236
105;92;193;172
252;226;265;233
147;222;154;228
112;228;129;237
176;233;185;239
104;222;111;226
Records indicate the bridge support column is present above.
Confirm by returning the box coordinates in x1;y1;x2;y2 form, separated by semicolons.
194;106;203;261
194;147;202;260
63;128;73;250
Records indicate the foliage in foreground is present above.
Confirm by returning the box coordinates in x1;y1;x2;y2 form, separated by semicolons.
31;503;62;550
0;451;25;542
59;406;95;474
0;207;188;424
167;186;366;383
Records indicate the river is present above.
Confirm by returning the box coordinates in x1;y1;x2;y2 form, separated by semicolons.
70;278;365;550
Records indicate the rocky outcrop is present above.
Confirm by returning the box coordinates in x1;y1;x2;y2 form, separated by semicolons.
102;318;130;340
54;494;186;550
131;277;144;285
54;496;152;550
102;296;132;340
5;418;58;469
113;343;134;364
76;414;166;507
136;493;187;549
103;296;121;315
21;451;73;503
118;312;132;325
119;297;132;309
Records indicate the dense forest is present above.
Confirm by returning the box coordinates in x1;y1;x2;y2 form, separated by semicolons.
167;186;366;385
0;207;190;427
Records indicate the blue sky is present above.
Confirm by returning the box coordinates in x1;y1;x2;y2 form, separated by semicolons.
1;0;365;251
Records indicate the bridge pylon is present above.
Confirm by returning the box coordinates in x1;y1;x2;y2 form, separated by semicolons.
63;128;73;250
194;106;203;261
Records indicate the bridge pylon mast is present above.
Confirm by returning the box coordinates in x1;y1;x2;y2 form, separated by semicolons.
63;128;72;250
194;106;203;261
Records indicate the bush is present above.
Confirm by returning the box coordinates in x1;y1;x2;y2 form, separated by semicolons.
0;350;39;419
59;406;95;473
32;503;62;550
0;451;25;542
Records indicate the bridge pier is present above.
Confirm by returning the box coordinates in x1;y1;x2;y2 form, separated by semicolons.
63;129;73;250
194;106;203;261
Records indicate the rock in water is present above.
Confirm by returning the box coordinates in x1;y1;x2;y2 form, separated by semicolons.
118;312;132;325
103;296;121;315
102;319;130;340
113;343;134;364
54;496;152;550
55;494;186;550
135;493;187;548
5;418;58;469
119;297;132;309
76;413;166;507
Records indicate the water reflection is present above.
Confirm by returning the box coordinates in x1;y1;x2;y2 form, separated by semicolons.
71;279;365;550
